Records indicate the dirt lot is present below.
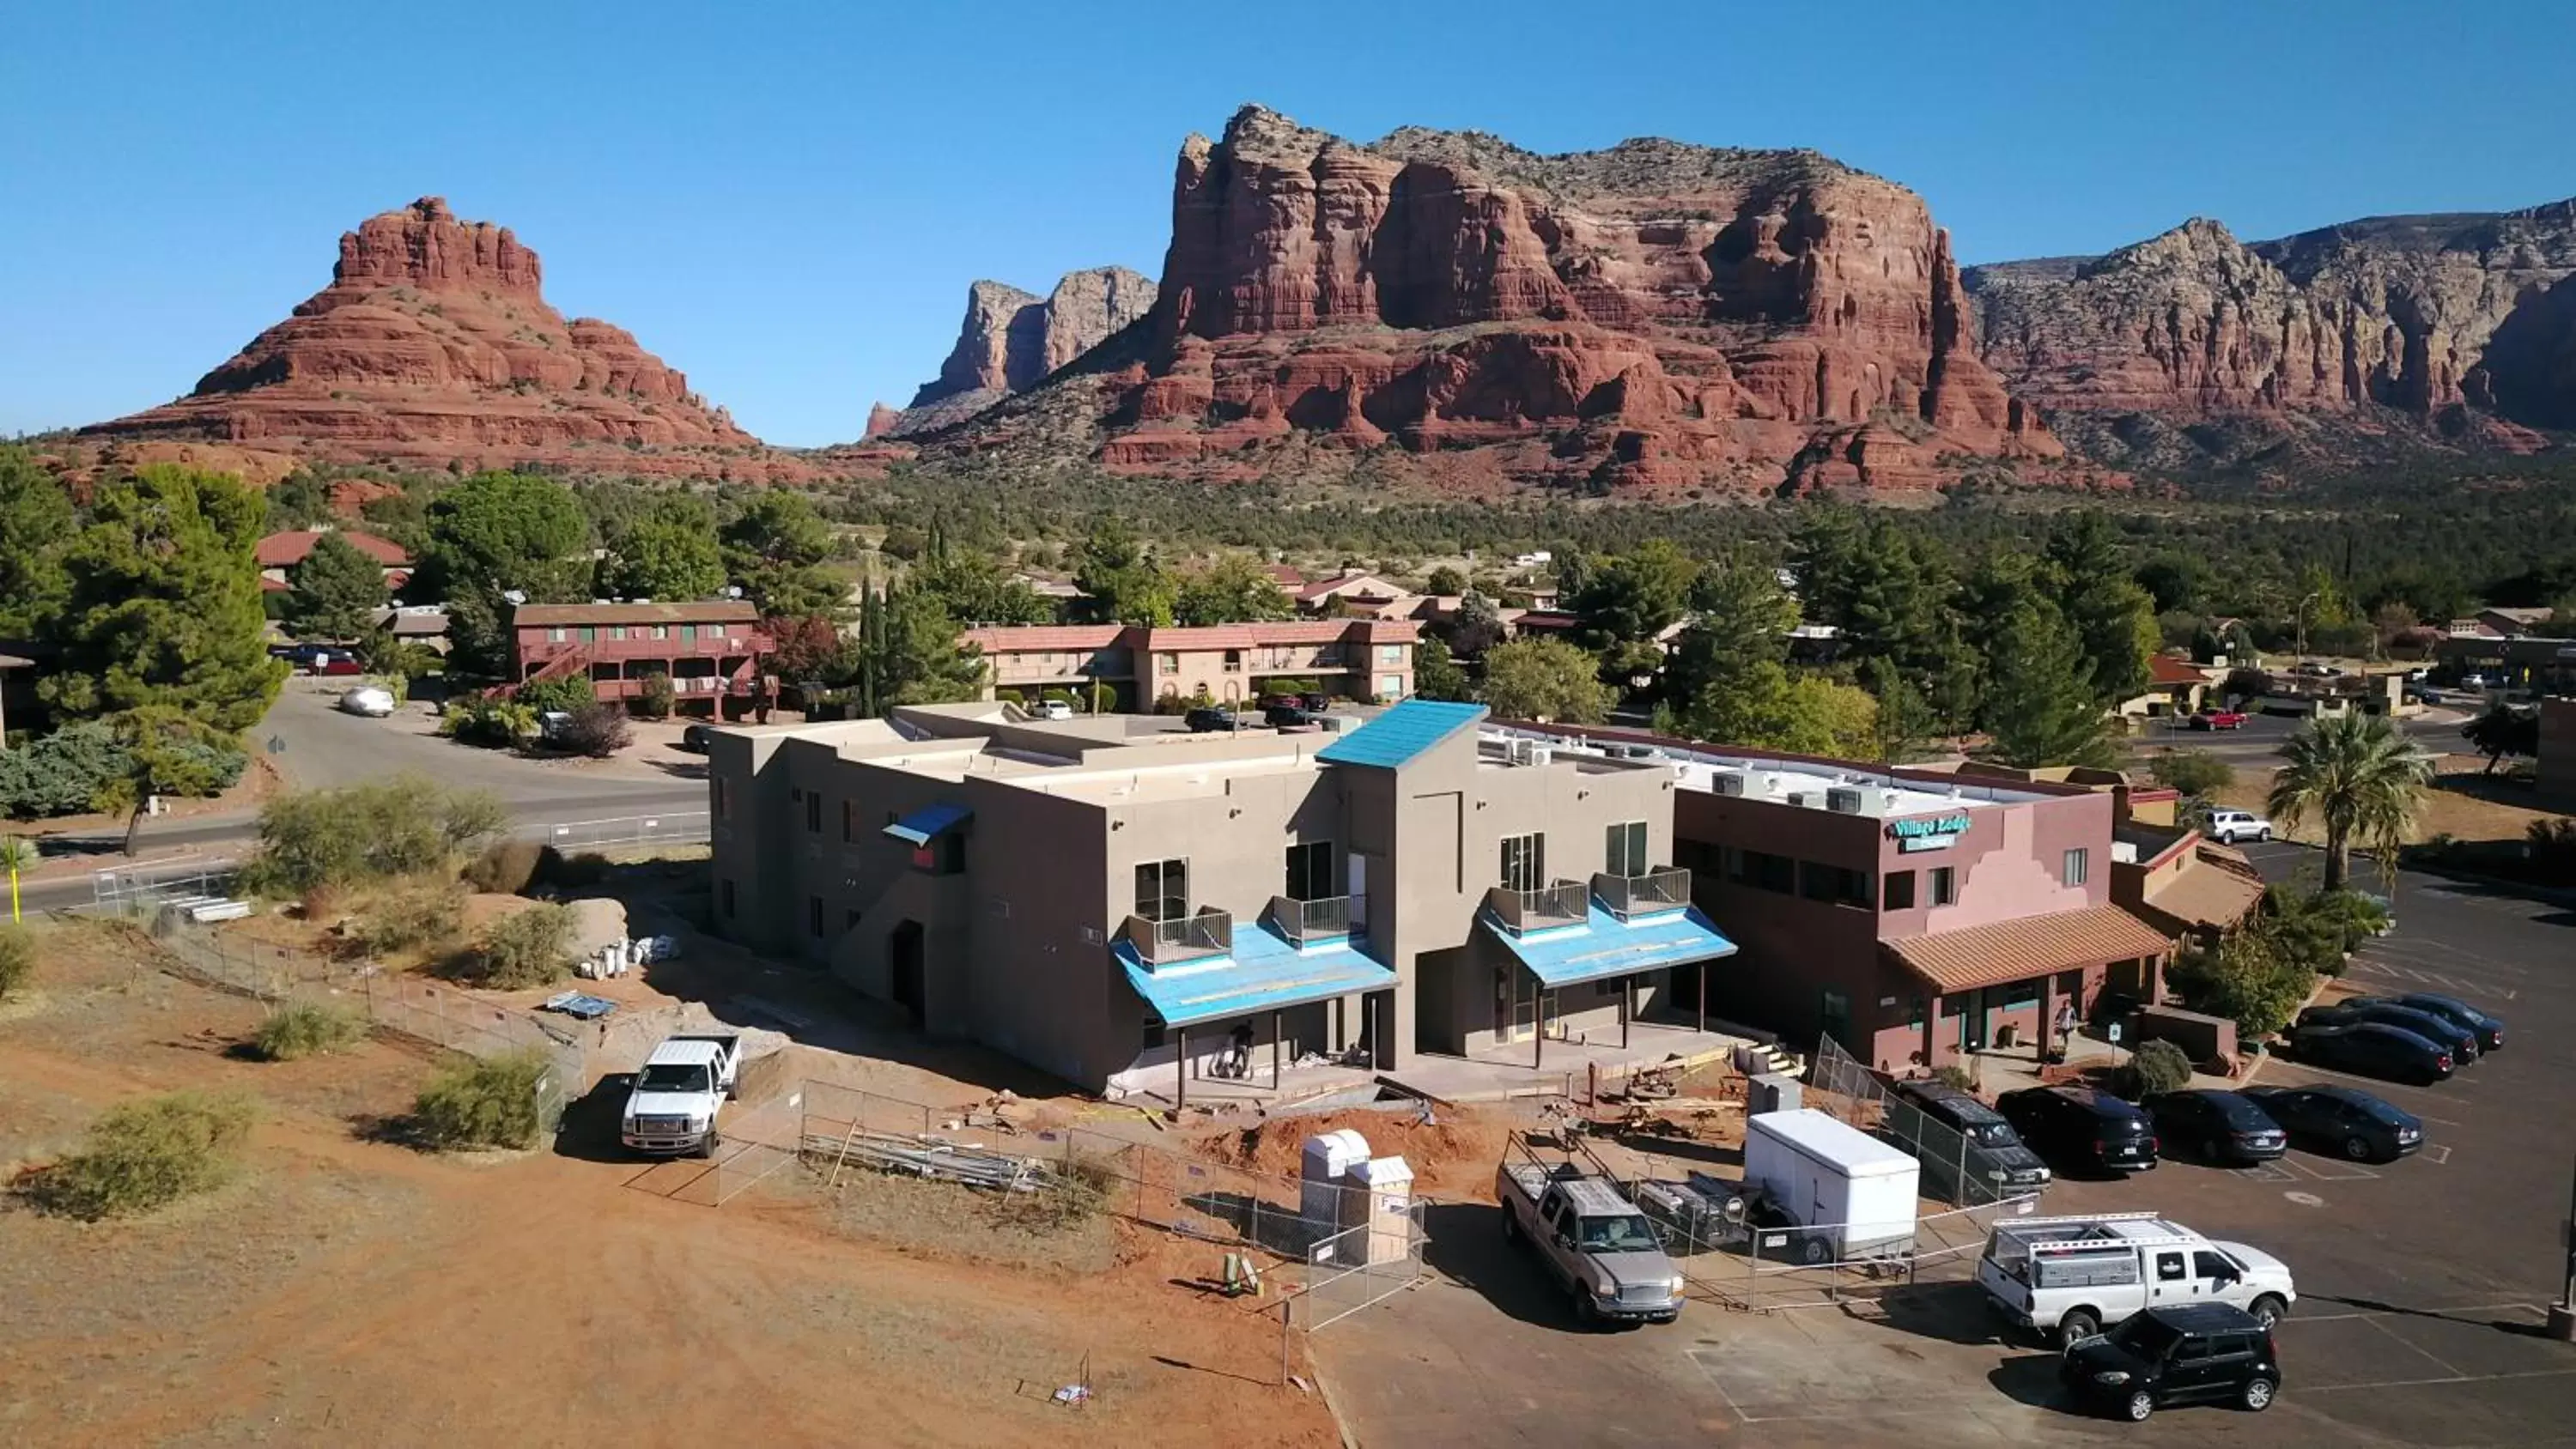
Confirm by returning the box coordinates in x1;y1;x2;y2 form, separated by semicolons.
2215;752;2569;847
0;921;1339;1448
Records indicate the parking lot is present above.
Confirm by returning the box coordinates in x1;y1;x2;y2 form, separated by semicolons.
1315;844;2576;1446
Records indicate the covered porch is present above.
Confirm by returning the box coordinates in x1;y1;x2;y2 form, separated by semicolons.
1474;880;1740;1072
1113;916;1399;1111
1880;904;2176;1075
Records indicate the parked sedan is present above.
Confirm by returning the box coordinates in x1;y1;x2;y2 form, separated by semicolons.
337;686;397;718
2297;1003;2478;1064
2239;1084;2423;1162
1184;707;1239;733
2144;1089;2287;1165
2285;1022;2453;1084
2353;992;2504;1052
2187;709;2248;731
1996;1086;2159;1174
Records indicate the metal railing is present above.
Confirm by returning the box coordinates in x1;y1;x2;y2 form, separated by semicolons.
1594;866;1691;919
1487;879;1589;933
1268;894;1352;945
514;811;712;851
1125;906;1233;965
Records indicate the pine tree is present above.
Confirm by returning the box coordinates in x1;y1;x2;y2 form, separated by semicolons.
598;495;726;602
1975;599;2120;770
284;532;390;641
0;447;76;640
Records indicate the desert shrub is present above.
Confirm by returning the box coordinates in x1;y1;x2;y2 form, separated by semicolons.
1930;1064;1977;1091
251;1002;366;1060
2146;749;2233;799
472;903;575;988
556;701;631;758
440;699;538;748
539;849;611;888
986;1153;1119;1234
2119;1040;2194;1099
240;777;507;897
21;1091;256;1220
635;671;676;720
412;1051;553;1150
513;675;595;715
0;721;243;819
460;837;544;894
0;923;33;1001
351;878;466;955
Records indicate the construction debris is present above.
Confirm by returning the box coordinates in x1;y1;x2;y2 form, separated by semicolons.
800;1127;1049;1192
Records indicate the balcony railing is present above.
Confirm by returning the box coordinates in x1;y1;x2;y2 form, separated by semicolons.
1269;894;1352;947
1124;907;1233;967
1594;866;1692;921
1486;879;1590;934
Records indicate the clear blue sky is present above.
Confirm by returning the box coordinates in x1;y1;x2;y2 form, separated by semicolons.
4;1;2568;447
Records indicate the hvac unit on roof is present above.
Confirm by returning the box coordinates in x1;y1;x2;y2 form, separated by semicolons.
1710;770;1746;797
1826;786;1865;814
1528;746;1552;768
1784;791;1811;809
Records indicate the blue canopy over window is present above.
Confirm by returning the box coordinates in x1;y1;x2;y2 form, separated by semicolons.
883;802;971;845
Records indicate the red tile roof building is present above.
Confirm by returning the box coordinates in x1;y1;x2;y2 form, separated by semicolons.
962;619;1419;709
511;600;772;706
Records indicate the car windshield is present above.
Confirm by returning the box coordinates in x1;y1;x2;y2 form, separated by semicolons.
1966;1122;2017;1148
1577;1214;1660;1253
2109;1313;2184;1355
638;1063;712;1094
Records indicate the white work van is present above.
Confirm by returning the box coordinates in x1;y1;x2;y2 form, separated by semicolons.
1742;1108;1920;1264
1978;1212;2296;1345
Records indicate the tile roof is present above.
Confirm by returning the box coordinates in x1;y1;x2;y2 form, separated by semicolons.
2134;861;2268;935
255;529;410;568
1884;905;2176;995
962;625;1127;652
1316;698;1487;769
1294;573;1400;601
513;601;761;626
2146;654;2209;686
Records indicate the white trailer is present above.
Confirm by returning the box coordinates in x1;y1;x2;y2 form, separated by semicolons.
1743;1107;1920;1264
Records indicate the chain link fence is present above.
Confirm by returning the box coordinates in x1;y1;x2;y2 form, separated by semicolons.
1810;1034;2038;1210
1303;1208;1429;1329
514;811;710;852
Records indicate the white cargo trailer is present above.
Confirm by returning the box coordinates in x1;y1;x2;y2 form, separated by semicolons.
1743;1107;1920;1263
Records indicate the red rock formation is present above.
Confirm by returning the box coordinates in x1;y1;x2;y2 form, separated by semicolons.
81;197;801;481
1073;106;2059;492
889;268;1157;436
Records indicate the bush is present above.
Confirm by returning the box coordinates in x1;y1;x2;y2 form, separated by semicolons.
412;1051;553;1150
555;701;631;758
635;671;676;720
0;923;32;1001
472;903;575;988
440;699;538;749
986;1153;1119;1235
2119;1040;2194;1099
239;777;507;897
462;837;545;894
541;849;610;888
513;675;595;715
2167;929;2315;1040
21;1091;256;1219
250;1002;366;1060
351;878;466;955
362;672;410;706
2146;749;2234;799
0;722;245;820
1930;1064;1976;1091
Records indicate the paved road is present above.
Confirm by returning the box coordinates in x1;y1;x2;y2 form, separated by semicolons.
1315;843;2576;1447
2136;708;2466;767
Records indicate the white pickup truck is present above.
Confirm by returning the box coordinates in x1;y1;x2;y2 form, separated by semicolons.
1979;1212;2297;1345
621;1034;743;1157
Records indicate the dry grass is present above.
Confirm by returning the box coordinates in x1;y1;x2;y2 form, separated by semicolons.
2213;754;2570;848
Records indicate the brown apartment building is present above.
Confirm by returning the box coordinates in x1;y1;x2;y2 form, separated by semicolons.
703;700;1735;1098
963;620;1419;712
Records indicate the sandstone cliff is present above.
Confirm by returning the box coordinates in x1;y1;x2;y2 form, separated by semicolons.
1041;105;2062;492
1966;199;2576;463
80;197;814;481
884;267;1157;435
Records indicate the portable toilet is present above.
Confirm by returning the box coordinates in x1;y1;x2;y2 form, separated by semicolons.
1301;1130;1371;1254
1349;1155;1416;1265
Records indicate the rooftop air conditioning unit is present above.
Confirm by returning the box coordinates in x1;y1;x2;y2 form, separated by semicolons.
1528;746;1553;768
1784;791;1811;809
1506;737;1535;766
1710;770;1746;797
1826;786;1865;814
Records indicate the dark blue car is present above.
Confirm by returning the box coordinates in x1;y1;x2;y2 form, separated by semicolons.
2353;993;2504;1052
2240;1084;2423;1162
2296;1003;2480;1064
2286;1021;2454;1084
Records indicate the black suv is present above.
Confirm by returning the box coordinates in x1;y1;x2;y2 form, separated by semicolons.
1996;1085;2159;1174
1183;707;1238;733
1885;1081;2050;1197
2061;1302;2281;1421
1262;703;1319;729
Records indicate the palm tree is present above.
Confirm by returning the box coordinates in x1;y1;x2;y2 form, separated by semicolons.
2266;712;2433;892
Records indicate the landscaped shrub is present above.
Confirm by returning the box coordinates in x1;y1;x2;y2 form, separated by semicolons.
351;878;466;955
0;923;33;1001
2119;1040;2194;1099
413;1051;552;1149
1931;1064;1976;1091
472;903;575;988
439;699;538;748
251;1002;367;1060
21;1090;256;1219
555;701;631;758
635;671;676;720
512;675;595;716
239;778;507;897
0;721;246;820
462;837;546;895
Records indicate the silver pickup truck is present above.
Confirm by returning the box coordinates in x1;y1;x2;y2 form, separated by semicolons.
1497;1157;1686;1326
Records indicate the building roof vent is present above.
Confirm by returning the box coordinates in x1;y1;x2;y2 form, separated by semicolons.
1826;786;1865;814
1710;769;1746;797
1784;791;1811;809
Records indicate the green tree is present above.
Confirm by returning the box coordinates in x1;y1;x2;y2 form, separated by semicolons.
1571;538;1698;652
1479;637;1614;724
1425;564;1468;597
2044;513;2158;705
0;447;76;640
1173;553;1295;626
1665;558;1798;706
1072;518;1176;626
1413;636;1471;701
262;470;337;531
2146;748;2235;799
413;471;590;604
40;465;283;733
1447;591;1510;657
283;532;389;641
912;549;1052;626
1975;600;2121;769
853;582;986;709
1681;660;1877;757
2166;927;2314;1039
1860;656;1941;763
2459;703;2540;775
721;493;847;619
93;707;240;854
2266;712;2432;891
597;495;726;602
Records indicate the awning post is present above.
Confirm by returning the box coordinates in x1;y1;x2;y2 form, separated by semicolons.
1619;975;1631;1049
1176;1025;1188;1112
1273;1008;1283;1091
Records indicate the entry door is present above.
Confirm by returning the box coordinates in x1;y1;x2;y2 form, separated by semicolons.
1499;967;1539;1042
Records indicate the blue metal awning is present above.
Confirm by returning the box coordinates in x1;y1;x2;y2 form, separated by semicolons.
883;802;971;845
1116;925;1398;1030
1481;901;1738;989
1315;699;1488;769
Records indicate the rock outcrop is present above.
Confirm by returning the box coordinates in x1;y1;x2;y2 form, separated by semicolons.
1015;106;2062;493
1966;199;2576;460
882;268;1156;435
81;197;804;480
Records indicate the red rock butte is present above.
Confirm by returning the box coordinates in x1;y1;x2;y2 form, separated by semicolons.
1066;105;2063;492
80;197;823;481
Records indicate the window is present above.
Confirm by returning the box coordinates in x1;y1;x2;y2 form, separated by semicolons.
1224;649;1242;671
808;896;824;938
1158;652;1179;672
548;626;567;643
653;624;669;640
1882;870;1917;911
681;624;697;645
2002;980;2039;1009
1499;834;1547;892
2062;848;2090;887
707;622;726;639
720;879;736;918
609;625;626;641
1741;850;1795;894
1801;861;1870;906
580;627;597;644
1929;866;1956;906
1285;840;1334;901
1605;821;1648;878
2155;1252;2187;1282
1377;674;1402;697
2193;1251;2237;1282
841;800;855;844
805;791;822;833
1378;644;1403;664
1134;858;1189;921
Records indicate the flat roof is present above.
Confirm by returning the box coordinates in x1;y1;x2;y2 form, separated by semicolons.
1747;1108;1918;1176
1479;724;2057;818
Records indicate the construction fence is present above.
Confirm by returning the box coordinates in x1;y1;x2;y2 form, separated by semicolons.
1810;1033;2040;1210
513;811;711;853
